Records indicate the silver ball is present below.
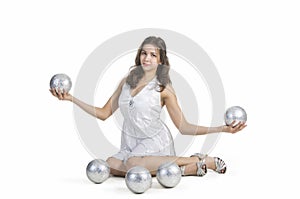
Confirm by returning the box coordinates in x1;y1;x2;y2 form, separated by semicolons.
156;162;181;188
125;166;152;194
50;73;72;93
86;159;110;184
224;106;247;126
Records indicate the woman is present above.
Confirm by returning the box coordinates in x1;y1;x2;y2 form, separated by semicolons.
50;36;247;177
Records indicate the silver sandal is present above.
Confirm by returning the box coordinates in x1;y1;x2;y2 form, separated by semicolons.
191;153;227;174
190;153;207;177
214;157;227;174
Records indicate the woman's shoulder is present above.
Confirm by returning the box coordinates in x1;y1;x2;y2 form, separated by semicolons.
120;77;127;85
161;83;176;99
116;77;127;91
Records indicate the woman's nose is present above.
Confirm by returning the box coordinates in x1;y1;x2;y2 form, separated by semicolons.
145;54;151;61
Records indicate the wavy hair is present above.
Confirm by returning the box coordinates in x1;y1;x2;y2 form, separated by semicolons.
126;36;171;92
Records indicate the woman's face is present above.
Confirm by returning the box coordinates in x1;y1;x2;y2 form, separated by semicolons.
140;44;161;72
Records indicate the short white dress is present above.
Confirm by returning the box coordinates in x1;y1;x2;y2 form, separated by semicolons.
112;77;175;162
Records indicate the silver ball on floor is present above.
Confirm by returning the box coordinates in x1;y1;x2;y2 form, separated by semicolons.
50;73;72;93
224;106;247;126
86;159;110;184
125;166;152;194
156;162;181;188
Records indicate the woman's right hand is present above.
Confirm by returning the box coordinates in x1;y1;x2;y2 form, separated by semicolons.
49;88;73;101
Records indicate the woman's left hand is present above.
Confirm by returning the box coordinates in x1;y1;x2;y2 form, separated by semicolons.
222;121;247;134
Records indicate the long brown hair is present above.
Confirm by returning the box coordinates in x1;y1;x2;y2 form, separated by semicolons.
126;36;171;92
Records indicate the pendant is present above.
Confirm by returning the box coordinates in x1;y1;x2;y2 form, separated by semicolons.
129;99;134;108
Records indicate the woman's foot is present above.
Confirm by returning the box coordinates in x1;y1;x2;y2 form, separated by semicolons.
180;161;207;176
204;156;227;174
189;153;207;176
181;154;227;176
191;153;227;174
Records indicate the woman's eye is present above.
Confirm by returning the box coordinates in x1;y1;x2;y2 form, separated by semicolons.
151;54;156;57
141;51;146;55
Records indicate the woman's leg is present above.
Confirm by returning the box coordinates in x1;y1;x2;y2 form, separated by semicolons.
126;156;199;176
126;155;220;176
106;156;199;177
106;157;127;177
106;155;221;177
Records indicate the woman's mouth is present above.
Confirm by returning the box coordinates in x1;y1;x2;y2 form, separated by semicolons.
143;63;151;67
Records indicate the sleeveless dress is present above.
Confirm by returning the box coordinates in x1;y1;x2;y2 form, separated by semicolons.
112;77;176;162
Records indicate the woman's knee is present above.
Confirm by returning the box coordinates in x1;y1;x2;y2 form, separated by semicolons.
106;157;127;176
106;157;122;168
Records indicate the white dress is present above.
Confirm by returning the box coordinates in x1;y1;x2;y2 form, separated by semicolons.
112;77;176;162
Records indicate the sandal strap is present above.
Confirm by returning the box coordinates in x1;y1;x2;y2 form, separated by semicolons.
196;161;207;176
191;153;208;160
214;157;227;174
191;153;207;176
180;166;186;176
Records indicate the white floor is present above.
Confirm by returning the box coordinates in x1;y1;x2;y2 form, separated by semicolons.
2;131;296;199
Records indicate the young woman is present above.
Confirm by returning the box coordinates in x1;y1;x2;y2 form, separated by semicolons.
50;36;247;177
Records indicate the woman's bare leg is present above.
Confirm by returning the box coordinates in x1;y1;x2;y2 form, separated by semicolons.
125;156;199;176
106;155;219;177
106;157;127;177
126;155;219;176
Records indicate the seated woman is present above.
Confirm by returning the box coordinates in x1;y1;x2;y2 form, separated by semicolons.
50;36;247;177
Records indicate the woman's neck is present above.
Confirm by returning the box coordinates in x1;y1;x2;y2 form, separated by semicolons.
142;71;156;82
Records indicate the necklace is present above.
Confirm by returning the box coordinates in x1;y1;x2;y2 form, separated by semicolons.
128;76;156;109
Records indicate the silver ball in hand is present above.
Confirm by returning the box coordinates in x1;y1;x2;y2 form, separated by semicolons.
224;106;247;126
50;73;72;93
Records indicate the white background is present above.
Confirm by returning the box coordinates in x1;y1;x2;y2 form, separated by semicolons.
1;0;299;198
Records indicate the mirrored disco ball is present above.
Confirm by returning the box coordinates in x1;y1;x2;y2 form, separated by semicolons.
125;166;152;194
49;73;72;93
86;159;110;184
224;106;247;126
156;162;181;188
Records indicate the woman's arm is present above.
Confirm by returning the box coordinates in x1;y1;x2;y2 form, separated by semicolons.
161;84;246;135
50;77;126;121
